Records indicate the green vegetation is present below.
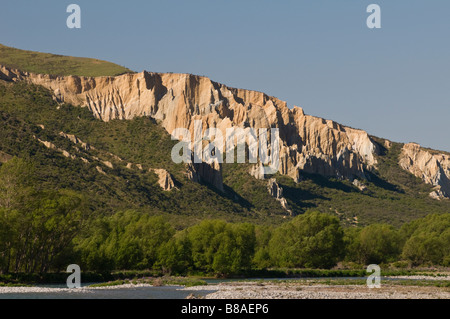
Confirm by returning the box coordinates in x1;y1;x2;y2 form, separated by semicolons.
88;277;207;288
401;214;450;266
1;163;448;276
267;212;344;269
0;80;288;227
0;43;132;77
0;79;449;277
344;224;402;265
0;46;449;281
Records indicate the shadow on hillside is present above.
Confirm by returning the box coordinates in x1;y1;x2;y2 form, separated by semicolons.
223;184;254;209
366;171;403;193
281;183;329;210
302;173;356;193
199;180;254;210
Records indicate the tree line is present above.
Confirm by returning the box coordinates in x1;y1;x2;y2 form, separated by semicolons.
0;158;449;275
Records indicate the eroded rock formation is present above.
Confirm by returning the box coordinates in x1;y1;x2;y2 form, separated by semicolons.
151;168;176;191
186;161;224;192
1;65;380;186
267;178;292;215
399;143;450;199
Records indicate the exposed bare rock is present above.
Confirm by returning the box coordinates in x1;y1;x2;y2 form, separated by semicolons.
106;152;121;161
384;140;392;149
268;178;283;199
249;163;265;180
59;132;79;144
36;137;80;161
59;131;92;151
96;166;106;175
352;179;367;191
186;163;199;183
102;161;114;169
186;161;224;192
37;138;56;150
126;162;144;170
429;188;446;200
1;65;379;183
399;143;450;199
267;178;292;215
0;151;12;163
61;150;72;159
151;168;176;191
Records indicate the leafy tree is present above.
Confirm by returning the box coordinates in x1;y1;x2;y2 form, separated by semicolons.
72;216;114;272
268;211;345;269
186;220;255;275
401;214;450;266
157;231;192;275
0;190;85;273
252;225;274;269
75;211;175;271
345;224;402;265
0;157;35;210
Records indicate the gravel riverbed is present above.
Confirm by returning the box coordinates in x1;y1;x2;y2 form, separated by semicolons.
0;283;155;294
185;281;450;299
1;277;449;299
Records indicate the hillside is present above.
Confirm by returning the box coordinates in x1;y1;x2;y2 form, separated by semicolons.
0;80;289;228
0;44;132;77
0;44;449;229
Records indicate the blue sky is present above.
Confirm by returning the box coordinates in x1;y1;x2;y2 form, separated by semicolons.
1;0;449;151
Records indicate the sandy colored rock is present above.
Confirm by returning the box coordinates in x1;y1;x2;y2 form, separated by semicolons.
399;143;450;198
1;65;379;183
249;163;265;180
0;151;13;163
352;179;367;191
59;132;92;151
37;138;56;150
267;178;292;215
102;161;114;169
186;161;224;192
152;168;176;191
96;166;106;175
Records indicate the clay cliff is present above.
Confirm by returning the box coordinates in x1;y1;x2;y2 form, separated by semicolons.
399;143;450;199
0;65;380;190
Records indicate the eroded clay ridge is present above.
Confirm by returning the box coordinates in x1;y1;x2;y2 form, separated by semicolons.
1;65;378;181
399;143;450;199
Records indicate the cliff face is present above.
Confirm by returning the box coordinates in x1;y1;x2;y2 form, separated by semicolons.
1;65;378;185
399;143;450;199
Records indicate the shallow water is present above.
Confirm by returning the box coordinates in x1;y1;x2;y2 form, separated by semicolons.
1;276;445;299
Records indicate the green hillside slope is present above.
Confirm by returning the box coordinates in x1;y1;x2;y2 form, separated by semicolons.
0;43;448;229
0;44;132;77
0;77;449;228
0;45;449;274
0;81;289;228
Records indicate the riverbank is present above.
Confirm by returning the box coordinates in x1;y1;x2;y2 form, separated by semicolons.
2;268;449;286
0;276;448;299
186;279;450;299
0;283;216;299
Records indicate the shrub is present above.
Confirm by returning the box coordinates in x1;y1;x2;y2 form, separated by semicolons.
268;211;345;269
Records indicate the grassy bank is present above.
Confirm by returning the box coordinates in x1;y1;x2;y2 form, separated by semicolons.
1;267;448;286
0;43;133;77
